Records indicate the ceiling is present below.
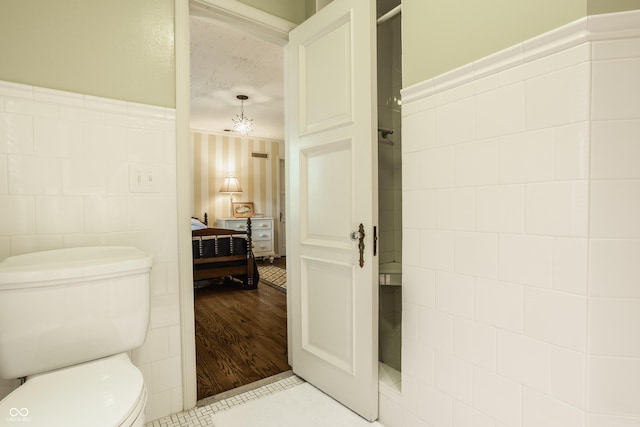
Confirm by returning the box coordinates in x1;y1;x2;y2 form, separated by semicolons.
190;14;285;140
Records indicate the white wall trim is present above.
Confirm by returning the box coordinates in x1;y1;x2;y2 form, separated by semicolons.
402;9;640;104
0;79;175;119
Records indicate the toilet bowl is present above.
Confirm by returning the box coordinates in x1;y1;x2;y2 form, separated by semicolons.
0;246;153;427
0;354;146;427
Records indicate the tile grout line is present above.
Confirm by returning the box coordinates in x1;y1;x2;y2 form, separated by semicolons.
146;374;305;427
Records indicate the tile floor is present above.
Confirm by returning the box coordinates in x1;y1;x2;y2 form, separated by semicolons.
145;374;305;427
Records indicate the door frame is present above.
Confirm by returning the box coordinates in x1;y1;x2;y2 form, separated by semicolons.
176;0;296;410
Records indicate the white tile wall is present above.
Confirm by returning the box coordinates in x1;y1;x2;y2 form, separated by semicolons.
393;10;640;427
0;80;181;422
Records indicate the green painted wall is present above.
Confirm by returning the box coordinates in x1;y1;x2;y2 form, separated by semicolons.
236;0;309;24
403;0;640;88
588;0;640;15
0;0;175;108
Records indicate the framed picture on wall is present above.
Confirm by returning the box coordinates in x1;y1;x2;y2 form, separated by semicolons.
232;202;254;218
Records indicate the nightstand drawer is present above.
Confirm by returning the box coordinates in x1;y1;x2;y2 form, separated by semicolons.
252;219;273;230
253;240;274;254
253;229;273;241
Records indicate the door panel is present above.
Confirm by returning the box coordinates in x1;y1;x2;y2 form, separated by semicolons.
302;139;352;245
300;16;352;134
287;0;378;421
302;257;354;373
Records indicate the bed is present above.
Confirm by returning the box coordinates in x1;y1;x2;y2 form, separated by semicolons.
191;216;258;289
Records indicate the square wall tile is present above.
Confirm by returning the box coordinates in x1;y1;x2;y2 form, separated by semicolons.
589;239;640;298
435;352;474;404
126;128;166;163
590;180;640;238
592;58;640;120
455;139;499;187
436;97;475;146
0;196;35;235
588;356;640;416
499;128;554;184
33;117;82;158
591;120;640;179
476;83;525;139
35;196;83;234
526;63;590;129
418;308;453;352
554;122;589;181
475;278;524;333
9;155;62;195
403;190;436;230
549;346;586;409
525;181;589;237
402;151;420;191
455;232;498;279
402;228;420;267
83;123;128;163
476;184;525;233
524;288;587;352
496;330;549;392
150;356;182;393
418;382;453;427
437;188;474;231
403;108;436;152
453;401;496;427
522;388;585;427
453;317;497;371
402;266;436;309
589;299;640;357
419;147;455;189
497;330;549;393
588;414;640;427
436;271;474;319
420;230;455;272
132;327;169;365
553;238;588;295
0;154;7;194
403;332;435;384
499;234;553;288
473;367;522;427
63;159;108;195
0;112;33;154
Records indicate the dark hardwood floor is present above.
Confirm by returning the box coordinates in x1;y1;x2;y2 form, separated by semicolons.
194;273;289;400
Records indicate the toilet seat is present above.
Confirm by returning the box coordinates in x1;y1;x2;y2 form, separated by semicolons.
0;354;146;427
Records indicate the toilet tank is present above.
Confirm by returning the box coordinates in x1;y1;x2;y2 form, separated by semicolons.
0;246;153;379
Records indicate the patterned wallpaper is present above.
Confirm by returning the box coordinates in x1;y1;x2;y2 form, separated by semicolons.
192;130;284;253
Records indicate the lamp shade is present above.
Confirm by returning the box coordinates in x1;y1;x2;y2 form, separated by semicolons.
220;177;242;193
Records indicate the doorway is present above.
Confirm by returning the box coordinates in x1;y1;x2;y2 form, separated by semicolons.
176;0;383;413
188;4;291;402
376;0;402;380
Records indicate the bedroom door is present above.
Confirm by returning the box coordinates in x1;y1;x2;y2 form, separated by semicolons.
286;0;378;421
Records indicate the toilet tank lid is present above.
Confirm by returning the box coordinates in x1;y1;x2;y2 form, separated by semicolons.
0;246;153;289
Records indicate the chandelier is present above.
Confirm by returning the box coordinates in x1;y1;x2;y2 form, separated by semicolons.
232;94;253;136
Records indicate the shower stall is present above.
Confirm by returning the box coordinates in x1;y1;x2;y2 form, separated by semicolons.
377;0;402;381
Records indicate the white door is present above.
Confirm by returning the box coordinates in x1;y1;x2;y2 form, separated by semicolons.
286;0;378;421
279;158;287;256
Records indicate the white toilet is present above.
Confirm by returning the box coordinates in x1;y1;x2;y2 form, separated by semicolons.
0;246;153;427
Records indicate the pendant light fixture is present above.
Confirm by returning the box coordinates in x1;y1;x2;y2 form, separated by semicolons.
232;94;253;136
